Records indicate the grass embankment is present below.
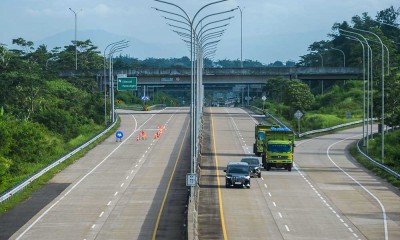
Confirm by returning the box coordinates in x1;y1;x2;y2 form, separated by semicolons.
351;130;400;189
0;120;120;215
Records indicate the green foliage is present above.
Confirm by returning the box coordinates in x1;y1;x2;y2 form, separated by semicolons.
299;113;358;131
0;156;12;177
314;81;363;117
0;39;106;197
283;80;315;112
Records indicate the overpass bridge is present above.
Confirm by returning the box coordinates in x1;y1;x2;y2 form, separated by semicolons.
63;67;362;103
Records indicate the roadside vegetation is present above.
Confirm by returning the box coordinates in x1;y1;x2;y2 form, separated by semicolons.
0;39;107;196
351;130;400;189
253;5;400;186
1;4;399;212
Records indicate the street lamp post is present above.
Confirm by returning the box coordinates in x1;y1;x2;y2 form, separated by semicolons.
340;28;373;152
154;0;234;180
352;27;385;163
237;6;244;67
341;33;368;146
69;8;82;71
331;47;345;67
103;40;128;126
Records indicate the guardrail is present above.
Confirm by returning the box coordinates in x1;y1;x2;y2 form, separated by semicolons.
116;104;166;111
356;139;400;179
248;106;291;130
0;121;117;204
298;119;372;138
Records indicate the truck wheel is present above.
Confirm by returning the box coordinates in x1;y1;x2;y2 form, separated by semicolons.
287;164;292;172
266;164;271;171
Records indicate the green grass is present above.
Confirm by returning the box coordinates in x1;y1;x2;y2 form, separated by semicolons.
298;113;361;133
350;142;400;190
0;119;120;215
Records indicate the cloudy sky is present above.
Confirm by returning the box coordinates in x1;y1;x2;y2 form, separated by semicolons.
0;0;398;64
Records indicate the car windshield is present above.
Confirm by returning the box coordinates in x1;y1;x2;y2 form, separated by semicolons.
228;166;249;174
268;144;291;152
241;158;259;165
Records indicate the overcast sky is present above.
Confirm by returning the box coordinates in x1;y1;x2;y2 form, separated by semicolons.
1;0;398;64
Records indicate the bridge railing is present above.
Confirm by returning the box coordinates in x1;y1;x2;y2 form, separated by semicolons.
60;66;362;78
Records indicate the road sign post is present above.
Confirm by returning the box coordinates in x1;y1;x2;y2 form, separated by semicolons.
117;77;137;91
262;96;267;112
294;110;303;136
186;173;197;187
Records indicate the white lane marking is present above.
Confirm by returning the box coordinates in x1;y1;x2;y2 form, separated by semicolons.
285;225;290;232
273;202;276;207
278;212;283;218
261;177;264;181
114;192;118;196
107;201;111;206
126;176;130;179
99;211;104;218
91;224;95;229
264;183;267;188
16;111;162;239
326;134;388;240
268;192;272;197
120;183;124;188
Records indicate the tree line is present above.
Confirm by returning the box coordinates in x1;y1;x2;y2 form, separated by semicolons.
297;5;400;128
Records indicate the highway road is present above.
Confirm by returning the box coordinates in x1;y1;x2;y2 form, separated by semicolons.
8;107;191;240
3;106;400;240
197;107;400;240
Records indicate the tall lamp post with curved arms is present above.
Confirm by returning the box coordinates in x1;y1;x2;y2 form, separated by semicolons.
340;33;368;147
103;40;128;126
153;0;236;181
340;28;374;151
351;27;386;164
331;47;345;67
69;8;82;71
237;6;244;67
107;42;130;123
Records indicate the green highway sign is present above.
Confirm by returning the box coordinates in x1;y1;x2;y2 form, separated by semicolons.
117;77;137;91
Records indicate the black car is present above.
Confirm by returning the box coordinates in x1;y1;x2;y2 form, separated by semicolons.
224;162;251;188
240;157;262;178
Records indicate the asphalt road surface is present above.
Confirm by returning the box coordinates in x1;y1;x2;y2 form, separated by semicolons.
198;107;400;240
6;107;190;240
3;106;400;240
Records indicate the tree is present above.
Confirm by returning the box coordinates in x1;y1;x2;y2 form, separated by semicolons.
283;80;314;112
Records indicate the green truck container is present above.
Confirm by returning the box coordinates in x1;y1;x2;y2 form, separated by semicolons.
253;124;295;171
